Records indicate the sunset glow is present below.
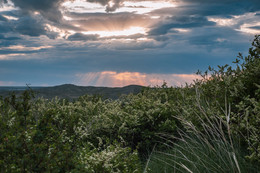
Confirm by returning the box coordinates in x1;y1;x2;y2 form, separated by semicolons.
82;27;147;37
62;0;177;14
76;71;201;87
117;1;177;14
60;0;175;39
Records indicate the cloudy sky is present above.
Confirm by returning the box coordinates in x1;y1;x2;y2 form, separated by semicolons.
0;0;259;87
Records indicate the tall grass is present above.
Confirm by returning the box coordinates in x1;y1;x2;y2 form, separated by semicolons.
144;89;259;173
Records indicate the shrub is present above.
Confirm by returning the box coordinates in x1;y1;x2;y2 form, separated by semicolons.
74;141;142;173
195;35;260;162
145;89;259;172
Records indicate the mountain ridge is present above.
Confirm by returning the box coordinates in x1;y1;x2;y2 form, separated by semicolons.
0;84;144;100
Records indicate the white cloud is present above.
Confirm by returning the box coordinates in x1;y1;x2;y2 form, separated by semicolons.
0;45;53;51
2;14;18;20
0;53;27;60
61;0;177;14
208;12;260;35
237;22;260;35
0;80;15;86
0;0;17;12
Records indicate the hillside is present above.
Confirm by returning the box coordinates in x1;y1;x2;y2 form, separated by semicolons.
0;84;144;100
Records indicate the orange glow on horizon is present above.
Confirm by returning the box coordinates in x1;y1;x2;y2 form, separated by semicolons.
76;71;201;87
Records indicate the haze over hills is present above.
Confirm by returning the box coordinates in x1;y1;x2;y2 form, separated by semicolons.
0;84;144;100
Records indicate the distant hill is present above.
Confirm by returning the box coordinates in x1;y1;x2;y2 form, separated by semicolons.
0;84;144;100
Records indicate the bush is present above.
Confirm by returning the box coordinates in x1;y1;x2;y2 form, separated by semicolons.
195;35;260;162
74;141;142;173
145;88;259;172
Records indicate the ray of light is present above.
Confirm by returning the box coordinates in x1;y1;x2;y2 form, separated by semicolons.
118;1;177;14
76;71;201;87
60;0;174;39
62;0;176;14
81;26;147;37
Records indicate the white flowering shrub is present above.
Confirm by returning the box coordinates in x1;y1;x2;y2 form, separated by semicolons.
74;141;142;173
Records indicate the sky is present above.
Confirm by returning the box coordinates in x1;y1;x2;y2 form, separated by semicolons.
0;0;259;87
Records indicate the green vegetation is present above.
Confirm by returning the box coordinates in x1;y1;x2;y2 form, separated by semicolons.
0;84;143;100
0;35;259;172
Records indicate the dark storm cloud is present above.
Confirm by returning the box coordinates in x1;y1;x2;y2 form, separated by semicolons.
0;14;59;39
9;0;62;11
249;26;260;30
188;27;239;43
0;34;20;40
99;40;167;50
0;34;21;47
0;0;134;39
0;50;36;55
6;0;64;22
151;35;170;42
0;21;12;33
149;0;260;37
149;16;215;36
1;0;122;21
0;0;259;87
13;16;47;37
0;2;60;38
68;33;99;41
179;0;260;10
152;0;260;17
1;0;257;40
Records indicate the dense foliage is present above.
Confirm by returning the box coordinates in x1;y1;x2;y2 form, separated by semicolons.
0;35;259;172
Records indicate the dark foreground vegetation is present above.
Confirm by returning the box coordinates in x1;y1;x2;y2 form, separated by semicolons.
0;35;259;172
0;84;143;100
